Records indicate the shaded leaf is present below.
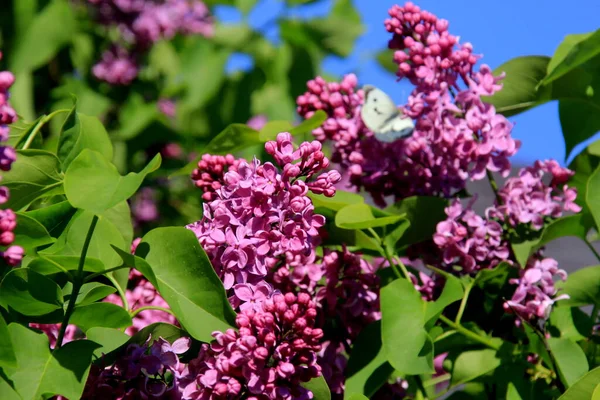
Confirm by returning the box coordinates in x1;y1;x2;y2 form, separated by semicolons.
13;212;55;253
1;150;63;210
558;367;600;399
450;349;501;386
345;321;394;399
0;314;16;368
28;255;104;276
85;327;130;359
548;337;589;388
2;323;99;400
24;201;77;238
0;268;63;316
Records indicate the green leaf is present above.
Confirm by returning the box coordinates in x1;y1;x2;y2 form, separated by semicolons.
205;123;261;154
290;110;328;136
70;303;132;332
544;30;600;85
336;203;405;230
483;56;552;117
115;227;236;342
560;265;600;307
511;213;592;267
384;219;411;255
309;190;365;212
85;327;130;359
13;212;55;253
73;282;117;306
24;201;77;238
549;305;593;341
28;255;104;276
384;196;448;248
258;121;294;142
10;0;77;73
127;322;185;348
346;395;369;400
586;147;600;232
558;367;600;399
2;323;99;400
58;106;113;171
1;149;63;210
7;117;42;148
380;278;433;375
560;99;600;162
345;321;394;399
0;268;63;316
64;149;161;214
302;376;331;400
450;349;501;386
0;314;16;368
40;209;127;271
424;275;464;325
376;49;398;74
548;337;589;388
593;384;600;400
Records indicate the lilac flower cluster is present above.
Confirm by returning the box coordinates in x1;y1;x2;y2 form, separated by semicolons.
296;74;366;168
105;269;177;335
87;0;214;85
432;199;510;275
488;160;581;230
297;4;519;206
181;292;322;400
191;154;243;201
504;256;569;324
131;187;160;226
83;336;190;399
186;133;340;310
0;54;23;267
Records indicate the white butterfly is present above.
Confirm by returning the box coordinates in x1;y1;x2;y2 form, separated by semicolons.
360;85;415;143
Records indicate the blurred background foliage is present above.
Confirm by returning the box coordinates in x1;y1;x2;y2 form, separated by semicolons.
0;0;368;233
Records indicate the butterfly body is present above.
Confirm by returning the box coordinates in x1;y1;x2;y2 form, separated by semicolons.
360;85;415;143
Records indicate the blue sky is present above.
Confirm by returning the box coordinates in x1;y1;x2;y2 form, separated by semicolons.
215;0;600;165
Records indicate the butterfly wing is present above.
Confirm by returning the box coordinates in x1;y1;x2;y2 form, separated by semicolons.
360;86;401;133
374;115;415;143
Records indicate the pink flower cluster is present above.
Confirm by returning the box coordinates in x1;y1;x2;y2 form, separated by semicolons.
87;0;214;85
105;269;177;335
488;160;581;230
504;256;569;324
432;199;510;274
0;54;23;267
318;248;381;340
191;154;243;201
131;187;160;225
186;133;340;310
296;74;366;168
297;4;519;206
83;336;190;399
181;292;322;400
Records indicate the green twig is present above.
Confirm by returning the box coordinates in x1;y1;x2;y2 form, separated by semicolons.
486;170;501;204
439;315;499;350
56;215;99;348
585;239;600;264
366;227;408;280
21;109;69;150
455;279;474;324
424;374;450;387
130;306;175;319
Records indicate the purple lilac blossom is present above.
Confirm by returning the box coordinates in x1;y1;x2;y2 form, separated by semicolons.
186;133;340;310
297;3;520;206
180;292;322;399
0;52;23;266
87;0;214;85
82;336;190;399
